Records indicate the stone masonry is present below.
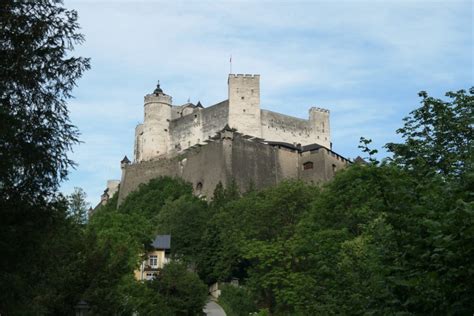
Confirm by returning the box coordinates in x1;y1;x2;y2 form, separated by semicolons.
104;74;351;205
133;74;331;162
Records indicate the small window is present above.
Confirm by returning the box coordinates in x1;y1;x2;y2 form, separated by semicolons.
332;164;337;174
149;255;158;268
243;109;246;112
241;96;245;100
303;161;314;170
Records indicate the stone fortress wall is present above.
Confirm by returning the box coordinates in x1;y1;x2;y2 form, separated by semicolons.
118;129;350;205
133;74;331;163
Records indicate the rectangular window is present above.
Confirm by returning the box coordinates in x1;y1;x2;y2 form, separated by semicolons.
149;255;158;268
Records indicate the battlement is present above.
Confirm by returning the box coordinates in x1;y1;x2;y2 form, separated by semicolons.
309;107;330;113
144;93;172;105
229;74;260;78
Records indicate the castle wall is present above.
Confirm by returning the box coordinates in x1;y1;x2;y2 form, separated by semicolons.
118;140;230;205
230;135;279;191
299;148;348;184
261;110;313;145
260;109;331;148
168;100;229;154
119;131;350;205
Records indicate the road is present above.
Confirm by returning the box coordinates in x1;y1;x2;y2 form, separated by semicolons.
203;300;226;316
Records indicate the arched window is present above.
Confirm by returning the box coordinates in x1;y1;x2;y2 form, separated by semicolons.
303;161;313;170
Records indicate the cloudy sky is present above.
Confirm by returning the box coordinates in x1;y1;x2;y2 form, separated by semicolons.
63;0;473;205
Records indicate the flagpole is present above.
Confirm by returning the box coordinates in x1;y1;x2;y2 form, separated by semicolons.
229;55;232;74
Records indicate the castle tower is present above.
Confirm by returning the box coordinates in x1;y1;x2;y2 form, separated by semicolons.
309;107;331;149
140;82;172;160
228;74;262;137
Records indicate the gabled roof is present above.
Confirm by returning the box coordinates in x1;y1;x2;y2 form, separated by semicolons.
151;235;171;250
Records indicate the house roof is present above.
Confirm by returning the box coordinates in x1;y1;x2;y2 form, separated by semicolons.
151;235;171;250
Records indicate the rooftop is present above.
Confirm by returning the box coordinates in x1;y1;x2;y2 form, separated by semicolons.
151;235;171;250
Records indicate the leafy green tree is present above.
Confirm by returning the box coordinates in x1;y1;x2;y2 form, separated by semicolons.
148;262;208;315
156;195;208;263
119;176;193;218
0;0;90;201
385;88;473;180
218;284;257;316
0;0;89;313
68;187;89;224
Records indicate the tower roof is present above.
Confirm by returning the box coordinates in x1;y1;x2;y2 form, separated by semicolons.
153;81;164;95
121;155;131;164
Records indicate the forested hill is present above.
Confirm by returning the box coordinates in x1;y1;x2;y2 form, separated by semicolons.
85;88;473;315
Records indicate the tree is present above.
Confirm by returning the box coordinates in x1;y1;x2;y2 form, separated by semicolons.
156;195;208;263
68;187;89;224
385;88;473;180
0;0;90;201
0;1;89;313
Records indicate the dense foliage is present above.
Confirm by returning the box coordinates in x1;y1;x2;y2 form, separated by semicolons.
0;1;89;314
80;178;209;315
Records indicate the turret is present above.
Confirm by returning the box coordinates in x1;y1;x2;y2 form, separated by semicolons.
140;82;172;160
309;107;331;149
120;155;131;169
228;74;261;137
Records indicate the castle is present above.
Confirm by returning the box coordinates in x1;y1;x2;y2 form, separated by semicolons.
134;74;331;161
100;74;351;206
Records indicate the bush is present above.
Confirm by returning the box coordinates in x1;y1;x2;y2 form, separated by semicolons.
219;284;257;316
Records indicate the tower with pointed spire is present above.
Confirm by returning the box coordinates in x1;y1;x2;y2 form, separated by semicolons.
135;82;172;161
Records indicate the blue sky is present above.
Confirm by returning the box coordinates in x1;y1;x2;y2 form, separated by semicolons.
63;0;473;205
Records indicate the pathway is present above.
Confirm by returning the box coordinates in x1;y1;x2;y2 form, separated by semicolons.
203;299;226;316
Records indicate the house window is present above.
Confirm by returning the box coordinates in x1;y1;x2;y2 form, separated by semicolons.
303;161;313;170
149;255;158;268
145;273;155;280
